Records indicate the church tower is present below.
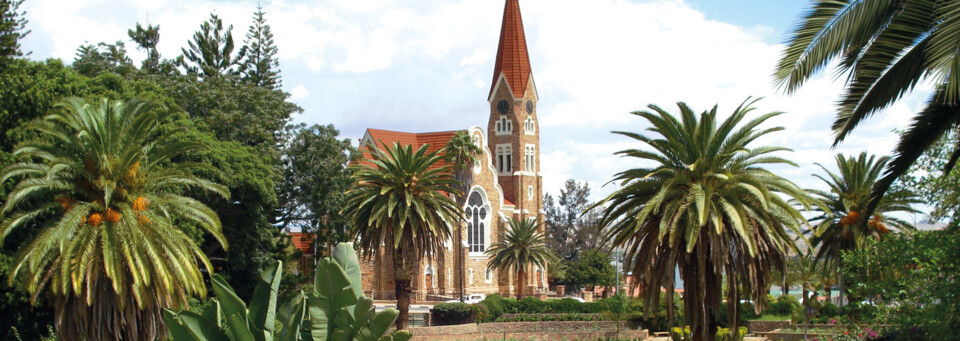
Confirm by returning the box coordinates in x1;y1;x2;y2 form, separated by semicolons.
487;0;542;222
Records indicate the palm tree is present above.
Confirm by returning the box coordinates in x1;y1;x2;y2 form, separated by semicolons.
774;0;960;215
786;254;821;305
343;142;460;330
0;97;228;341
485;217;557;299
595;99;814;341
807;152;921;304
443;131;482;301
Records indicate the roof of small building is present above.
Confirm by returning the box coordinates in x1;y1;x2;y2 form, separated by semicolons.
289;232;314;255
356;128;463;171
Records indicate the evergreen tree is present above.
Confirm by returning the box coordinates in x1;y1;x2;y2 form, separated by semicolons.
72;41;135;77
0;0;30;61
239;3;281;89
179;13;242;78
128;22;160;72
543;179;603;261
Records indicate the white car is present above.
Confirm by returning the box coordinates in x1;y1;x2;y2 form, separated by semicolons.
556;296;585;303
446;293;486;304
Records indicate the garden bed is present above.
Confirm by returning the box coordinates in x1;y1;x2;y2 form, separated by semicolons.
407;321;648;341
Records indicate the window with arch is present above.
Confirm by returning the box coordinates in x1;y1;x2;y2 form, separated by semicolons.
524;116;535;135
494;117;512;135
524;145;535;172
424;265;435;288
485;269;493;283
528;185;534;199
465;190;488;253
496;144;512;174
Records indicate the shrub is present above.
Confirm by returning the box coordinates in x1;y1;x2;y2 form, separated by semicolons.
517;296;545;313
819;302;840;318
431;302;473;325
554;297;585;313
717;327;747;341
769;295;800;316
478;294;508;322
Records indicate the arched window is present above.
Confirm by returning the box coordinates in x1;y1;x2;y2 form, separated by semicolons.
495;117;512;135
524;145;535;172
496;144;512;174
485;269;494;283
524;116;535;135
465;190;488;253
424;265;435;288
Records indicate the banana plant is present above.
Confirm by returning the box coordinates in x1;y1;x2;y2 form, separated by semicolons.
165;261;307;341
307;243;409;341
165;243;411;341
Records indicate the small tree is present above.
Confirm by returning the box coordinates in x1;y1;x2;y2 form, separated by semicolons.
562;249;616;293
603;293;630;339
485;217;557;299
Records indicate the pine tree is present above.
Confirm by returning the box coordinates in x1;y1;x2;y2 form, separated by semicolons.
178;13;242;78
128;23;160;72
239;3;281;89
0;0;30;61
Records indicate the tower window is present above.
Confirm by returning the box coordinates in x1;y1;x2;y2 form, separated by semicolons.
495;117;512;135
525;117;535;135
496;144;512;174
525;145;535;173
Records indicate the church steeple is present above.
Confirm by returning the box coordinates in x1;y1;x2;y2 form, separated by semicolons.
489;0;532;100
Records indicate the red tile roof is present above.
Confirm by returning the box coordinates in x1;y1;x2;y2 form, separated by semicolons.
356;128;462;171
490;0;532;99
290;232;314;255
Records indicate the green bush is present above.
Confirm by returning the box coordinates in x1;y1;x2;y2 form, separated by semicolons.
819;302;840;318
478;294;508;322
520;297;546;313
431;302;473;325
769;295;800;316
714;327;748;341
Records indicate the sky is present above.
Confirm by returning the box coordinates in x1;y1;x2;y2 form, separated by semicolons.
18;0;936;222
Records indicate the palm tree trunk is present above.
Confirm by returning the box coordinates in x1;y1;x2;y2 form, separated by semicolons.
394;244;418;330
838;277;845;307
782;274;788;297
516;268;526;299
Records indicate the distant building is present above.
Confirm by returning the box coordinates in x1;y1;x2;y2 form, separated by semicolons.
349;0;547;301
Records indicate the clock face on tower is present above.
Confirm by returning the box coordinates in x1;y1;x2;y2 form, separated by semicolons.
526;100;534;114
497;100;510;114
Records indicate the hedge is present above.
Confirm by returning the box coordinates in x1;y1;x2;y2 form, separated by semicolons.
430;302;474;325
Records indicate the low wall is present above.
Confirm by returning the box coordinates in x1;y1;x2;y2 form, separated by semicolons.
745;320;791;333
408;322;648;341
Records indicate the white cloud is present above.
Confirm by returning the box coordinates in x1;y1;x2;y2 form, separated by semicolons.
289;84;310;100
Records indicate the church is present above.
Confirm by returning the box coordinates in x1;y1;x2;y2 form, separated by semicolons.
355;0;548;301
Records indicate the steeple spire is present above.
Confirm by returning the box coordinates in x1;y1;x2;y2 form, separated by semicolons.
490;0;532;99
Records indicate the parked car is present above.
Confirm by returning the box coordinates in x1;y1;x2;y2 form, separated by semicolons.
446;293;486;304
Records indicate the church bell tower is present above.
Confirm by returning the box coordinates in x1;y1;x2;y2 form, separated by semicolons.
487;0;542;221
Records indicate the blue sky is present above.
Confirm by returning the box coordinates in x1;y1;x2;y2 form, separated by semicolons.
17;0;935;222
